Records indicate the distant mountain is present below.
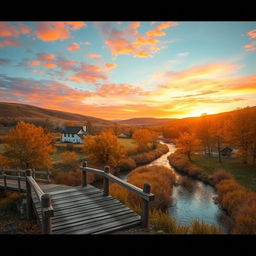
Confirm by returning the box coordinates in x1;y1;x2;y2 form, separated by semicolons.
0;102;113;128
114;117;177;126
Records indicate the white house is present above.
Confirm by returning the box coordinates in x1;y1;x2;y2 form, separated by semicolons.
61;126;87;144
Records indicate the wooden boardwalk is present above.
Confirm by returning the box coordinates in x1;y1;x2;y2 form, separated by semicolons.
0;165;154;234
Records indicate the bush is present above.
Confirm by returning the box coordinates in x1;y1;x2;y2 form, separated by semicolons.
189;220;222;234
212;169;233;185
54;169;94;186
127;165;176;210
117;158;136;172
60;151;79;170
0;192;22;212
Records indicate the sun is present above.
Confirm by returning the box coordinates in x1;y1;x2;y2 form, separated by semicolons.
190;109;215;117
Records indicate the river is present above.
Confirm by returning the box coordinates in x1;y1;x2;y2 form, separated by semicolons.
117;142;232;233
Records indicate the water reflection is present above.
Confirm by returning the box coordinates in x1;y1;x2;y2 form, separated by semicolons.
117;142;231;233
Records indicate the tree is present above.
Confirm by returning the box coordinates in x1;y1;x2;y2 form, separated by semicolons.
60;151;78;170
85;120;95;135
4;121;55;169
132;129;155;151
83;130;125;168
176;132;200;161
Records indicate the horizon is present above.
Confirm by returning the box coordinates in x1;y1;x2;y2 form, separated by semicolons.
0;21;256;119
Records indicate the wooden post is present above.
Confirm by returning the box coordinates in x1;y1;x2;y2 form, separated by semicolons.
17;169;21;192
32;168;35;179
141;183;151;228
41;194;53;234
25;169;33;220
47;169;50;183
3;171;7;190
81;161;88;187
103;166;110;196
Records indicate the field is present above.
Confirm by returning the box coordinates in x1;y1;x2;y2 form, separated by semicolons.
192;155;256;192
118;138;137;150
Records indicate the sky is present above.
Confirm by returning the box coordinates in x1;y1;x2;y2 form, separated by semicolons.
0;21;256;120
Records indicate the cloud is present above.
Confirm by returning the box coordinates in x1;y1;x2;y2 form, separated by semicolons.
35;22;86;42
67;42;80;51
0;39;21;48
99;22;177;58
147;22;178;37
0;58;11;66
177;52;190;57
69;64;108;84
29;60;41;66
86;53;102;58
244;41;256;51
44;63;57;69
105;63;117;69
0;22;31;37
81;41;91;45
37;53;55;61
247;29;256;39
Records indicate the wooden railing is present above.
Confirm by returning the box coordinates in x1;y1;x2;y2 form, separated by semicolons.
0;168;53;234
80;161;155;228
25;169;54;234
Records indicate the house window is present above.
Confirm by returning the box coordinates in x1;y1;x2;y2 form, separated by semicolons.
72;134;74;137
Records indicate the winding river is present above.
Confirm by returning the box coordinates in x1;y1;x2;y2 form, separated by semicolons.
117;142;232;233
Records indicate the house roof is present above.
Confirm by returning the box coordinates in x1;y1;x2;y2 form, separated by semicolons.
220;147;233;153
63;126;85;134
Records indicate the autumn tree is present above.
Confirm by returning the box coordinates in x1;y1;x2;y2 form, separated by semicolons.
4;121;55;169
83;130;125;168
176;132;200;161
196;114;215;156
225;107;252;164
60;151;78;170
132;128;155;151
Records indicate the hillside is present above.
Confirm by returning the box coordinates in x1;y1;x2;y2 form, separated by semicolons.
0;102;113;128
114;117;177;126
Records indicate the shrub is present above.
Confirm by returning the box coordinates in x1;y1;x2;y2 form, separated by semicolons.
189;220;222;234
117;158;136;172
54;169;94;186
212;169;233;185
127;165;176;210
109;183;129;205
60;151;79;170
0;192;23;212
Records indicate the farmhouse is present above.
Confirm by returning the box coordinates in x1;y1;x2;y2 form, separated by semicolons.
61;126;87;144
220;147;233;157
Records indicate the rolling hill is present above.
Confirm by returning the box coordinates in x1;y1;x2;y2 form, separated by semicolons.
0;102;114;128
114;117;177;126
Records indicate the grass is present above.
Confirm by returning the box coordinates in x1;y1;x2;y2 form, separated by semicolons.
0;143;5;153
192;155;256;192
118;138;137;150
51;150;85;164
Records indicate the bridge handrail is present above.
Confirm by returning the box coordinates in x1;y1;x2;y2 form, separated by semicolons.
80;161;154;228
25;169;54;234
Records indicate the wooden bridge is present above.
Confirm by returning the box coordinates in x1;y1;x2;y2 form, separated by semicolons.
0;162;154;234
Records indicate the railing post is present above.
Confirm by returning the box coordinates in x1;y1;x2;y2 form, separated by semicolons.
47;169;50;183
81;161;88;187
41;194;53;234
32;168;35;179
25;169;33;220
3;170;7;190
103;166;110;196
17;169;21;192
141;183;151;228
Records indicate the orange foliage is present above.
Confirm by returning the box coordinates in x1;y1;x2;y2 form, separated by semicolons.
4;121;55;169
127;165;176;210
132;129;156;151
212;169;233;185
60;151;79;170
83;130;125;168
0;154;11;168
54;169;94;186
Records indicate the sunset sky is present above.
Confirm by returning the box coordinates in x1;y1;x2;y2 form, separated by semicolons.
0;21;256;120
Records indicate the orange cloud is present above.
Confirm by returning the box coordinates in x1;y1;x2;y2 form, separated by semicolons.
105;63;117;69
247;29;256;39
38;53;55;61
30;60;41;66
35;22;86;42
102;22;176;58
147;22;177;37
44;63;57;69
86;53;102;58
69;64;108;83
244;41;256;51
67;42;80;51
0;39;21;48
0;22;30;37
